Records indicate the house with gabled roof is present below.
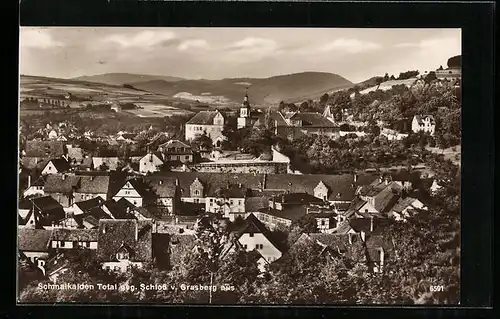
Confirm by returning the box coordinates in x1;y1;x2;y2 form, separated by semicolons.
388;196;427;221
50;228;99;250
22;175;46;198
158;139;194;163
143;176;179;216
72;197;106;216
41;158;72;175
18;228;53;262
92;157;119;171
20;196;66;229
185;110;226;147
24;140;67;161
411;115;436;135
44;174;112;207
139;152;164;174
111;178;154;207
226;214;283;271
97;219;154;272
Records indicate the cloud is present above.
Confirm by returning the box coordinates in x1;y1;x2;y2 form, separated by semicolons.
177;39;210;51
224;37;281;62
101;30;177;49
394;37;461;49
20;29;63;49
318;38;382;54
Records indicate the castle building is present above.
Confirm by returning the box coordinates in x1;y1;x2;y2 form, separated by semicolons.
185;110;226;147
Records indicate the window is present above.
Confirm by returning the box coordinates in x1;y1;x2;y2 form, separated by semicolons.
243;244;247;249
256;244;263;249
365;209;368;213
185;156;189;160
210;198;213;202
60;241;65;247
230;200;234;205
195;190;200;196
249;232;254;237
133;201;137;205
114;266;120;271
105;266;110;270
321;220;325;226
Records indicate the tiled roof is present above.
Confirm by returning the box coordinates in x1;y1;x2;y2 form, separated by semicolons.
44;174;111;195
289;112;337;127
149;172;263;198
144;177;177;198
51;228;99;241
186;111;223;125
25;140;66;158
67;148;84;162
44;158;71;172
269;192;324;206
373;187;400;213
245;197;269;212
18;228;52;252
158;139;192;153
265;174;366;202
31;195;64;212
97;219;153;262
31;175;46;187
236;214;283;252
77;175;111;194
309;233;351;253
259;205;307;222
82;215;100;227
102;198;136;219
75;197;105;212
391;197;420;213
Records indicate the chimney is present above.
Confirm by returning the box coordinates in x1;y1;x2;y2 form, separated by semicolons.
385;178;389;186
370;216;374;232
159;180;163;185
27;175;31;188
379;176;383;183
348;233;352;245
62;174;66;181
175;178;179;186
353;174;358;183
361;231;366;242
238;183;242;188
135;224;138;241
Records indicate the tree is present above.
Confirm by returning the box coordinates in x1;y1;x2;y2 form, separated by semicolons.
291;214;318;233
383;73;390;82
98;162;109;171
447;55;461;69
191;133;213;152
319;93;329;105
390;75;396;80
424;71;437;84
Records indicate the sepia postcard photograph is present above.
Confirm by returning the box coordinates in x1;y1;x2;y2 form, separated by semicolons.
17;27;461;305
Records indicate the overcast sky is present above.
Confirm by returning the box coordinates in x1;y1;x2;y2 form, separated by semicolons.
20;27;461;83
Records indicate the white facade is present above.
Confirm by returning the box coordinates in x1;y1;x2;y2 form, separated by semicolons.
113;181;144;207
205;197;245;216
41;161;59;175
412;116;436;135
51;240;98;250
185;111;225;146
237;233;282;264
102;260;143;273
23;185;44;198
139;153;164;174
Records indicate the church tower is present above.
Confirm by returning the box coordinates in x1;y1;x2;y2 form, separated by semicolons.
237;89;252;129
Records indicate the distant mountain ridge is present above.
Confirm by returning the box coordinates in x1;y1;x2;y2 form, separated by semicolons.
72;73;185;86
123;71;353;106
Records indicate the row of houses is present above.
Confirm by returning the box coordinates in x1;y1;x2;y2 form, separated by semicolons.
19;207;396;284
